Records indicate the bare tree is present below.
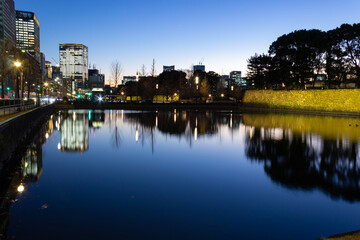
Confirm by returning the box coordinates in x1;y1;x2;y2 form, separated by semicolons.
151;59;156;77
111;60;123;87
141;64;147;76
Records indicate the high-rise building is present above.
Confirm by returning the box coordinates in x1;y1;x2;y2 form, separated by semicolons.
40;52;46;78
0;0;16;44
16;10;40;62
230;71;242;86
193;65;205;72
59;44;88;90
45;61;52;80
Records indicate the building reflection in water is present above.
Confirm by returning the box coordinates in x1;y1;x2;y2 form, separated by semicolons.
60;111;89;152
59;110;105;152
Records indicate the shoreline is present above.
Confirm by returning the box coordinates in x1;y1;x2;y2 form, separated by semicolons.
54;102;360;118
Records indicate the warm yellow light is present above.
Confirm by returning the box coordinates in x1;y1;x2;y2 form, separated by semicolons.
209;94;212;98
221;94;224;97
195;77;199;85
121;92;124;95
17;184;25;193
44;82;49;87
231;86;234;91
14;61;21;67
174;93;177;96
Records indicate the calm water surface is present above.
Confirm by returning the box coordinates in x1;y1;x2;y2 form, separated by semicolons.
1;110;360;240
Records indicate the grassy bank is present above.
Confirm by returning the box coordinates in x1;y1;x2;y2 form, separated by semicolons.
243;90;360;113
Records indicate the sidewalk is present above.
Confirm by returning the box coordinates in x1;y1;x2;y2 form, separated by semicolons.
321;230;360;240
0;108;38;126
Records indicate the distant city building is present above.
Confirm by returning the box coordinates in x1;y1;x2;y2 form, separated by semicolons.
241;77;248;87
40;52;46;78
88;69;105;89
59;43;88;90
0;0;16;43
193;65;205;72
220;75;231;88
52;65;62;81
163;65;175;72
16;10;40;62
230;71;242;86
122;76;137;85
45;61;52;80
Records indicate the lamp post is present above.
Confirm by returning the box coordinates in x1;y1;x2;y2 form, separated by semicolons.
44;82;49;98
14;61;23;110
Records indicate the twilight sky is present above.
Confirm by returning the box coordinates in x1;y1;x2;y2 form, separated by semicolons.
15;0;360;82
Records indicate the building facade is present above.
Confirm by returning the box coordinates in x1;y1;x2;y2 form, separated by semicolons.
0;0;16;43
59;43;88;90
40;52;46;78
163;65;175;72
45;61;52;80
16;10;40;62
122;76;137;85
193;65;205;72
88;69;105;89
230;71;242;86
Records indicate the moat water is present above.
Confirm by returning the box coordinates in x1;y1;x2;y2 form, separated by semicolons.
1;110;360;240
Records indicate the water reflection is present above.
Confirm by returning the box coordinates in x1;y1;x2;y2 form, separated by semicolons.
243;114;360;202
0;119;48;239
2;110;360;239
57;110;105;152
110;110;360;201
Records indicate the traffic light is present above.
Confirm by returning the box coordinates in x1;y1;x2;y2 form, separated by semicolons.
6;86;10;91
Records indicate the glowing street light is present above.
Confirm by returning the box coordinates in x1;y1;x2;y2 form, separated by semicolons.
14;61;21;68
231;85;234;91
195;77;199;85
17;184;25;193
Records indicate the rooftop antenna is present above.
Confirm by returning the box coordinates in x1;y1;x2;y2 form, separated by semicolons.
199;58;204;65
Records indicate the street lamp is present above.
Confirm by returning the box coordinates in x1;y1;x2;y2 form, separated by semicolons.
14;61;24;109
14;61;21;68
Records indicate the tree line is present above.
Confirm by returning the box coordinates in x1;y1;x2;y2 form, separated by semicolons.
247;23;360;89
117;69;243;101
0;40;42;99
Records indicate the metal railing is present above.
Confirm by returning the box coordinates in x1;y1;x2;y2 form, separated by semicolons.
0;99;36;117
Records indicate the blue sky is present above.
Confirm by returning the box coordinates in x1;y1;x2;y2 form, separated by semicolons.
15;0;360;82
